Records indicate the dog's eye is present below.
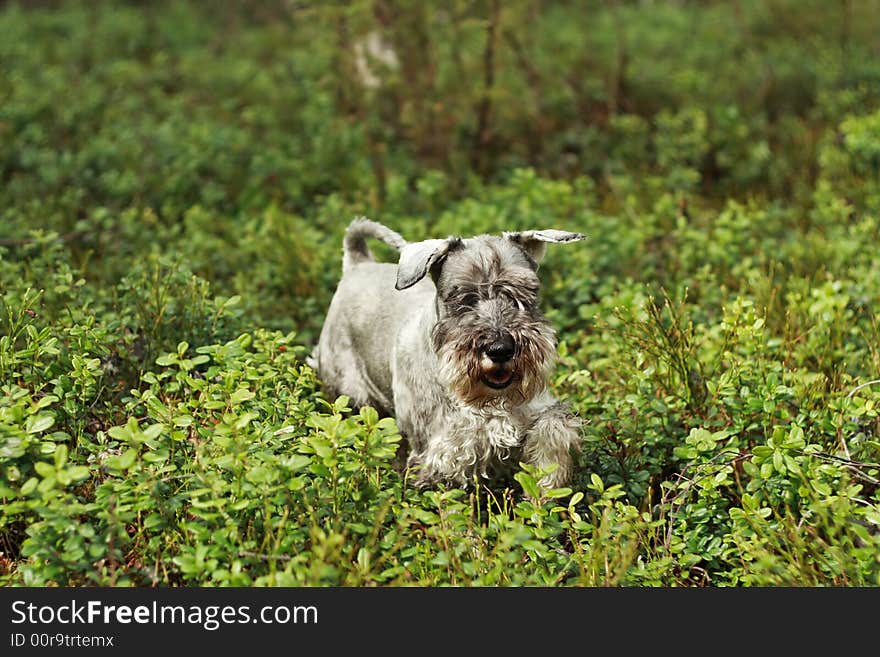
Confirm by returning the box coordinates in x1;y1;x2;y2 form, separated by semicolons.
460;292;479;307
496;289;521;306
444;289;478;308
499;289;536;312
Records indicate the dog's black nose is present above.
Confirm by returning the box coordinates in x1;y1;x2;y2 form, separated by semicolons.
485;334;515;363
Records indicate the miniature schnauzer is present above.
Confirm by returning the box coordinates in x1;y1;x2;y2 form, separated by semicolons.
310;217;585;489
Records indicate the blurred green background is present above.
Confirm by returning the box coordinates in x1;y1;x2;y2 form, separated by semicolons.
3;0;879;340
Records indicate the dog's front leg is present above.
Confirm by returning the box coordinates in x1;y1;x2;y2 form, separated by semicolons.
521;402;582;489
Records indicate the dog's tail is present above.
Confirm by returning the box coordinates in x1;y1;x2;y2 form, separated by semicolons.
342;217;408;273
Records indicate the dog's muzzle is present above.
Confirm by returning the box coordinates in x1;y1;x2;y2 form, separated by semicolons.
481;334;516;389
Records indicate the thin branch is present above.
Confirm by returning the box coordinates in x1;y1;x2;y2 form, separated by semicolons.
846;379;880;399
799;450;880;486
472;0;501;177
238;550;292;562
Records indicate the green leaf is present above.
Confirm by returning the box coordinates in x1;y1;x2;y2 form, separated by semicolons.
143;514;164;529
311;439;333;459
107;425;132;442
142;423;164;441
545;486;573;499
34;395;59;410
233;412;258;430
359;406;379;425
66;465;91;482
108;448;138;471
514;470;540;500
773;450;785;474
286;454;312;471
20;477;38;496
54;443;68;468
673;445;698;460
26;413;55;434
783;454;801;475
246;466;275;484
38;475;57;493
143;449;169;463
783;425;806;450
230;388;255;404
34;461;56;478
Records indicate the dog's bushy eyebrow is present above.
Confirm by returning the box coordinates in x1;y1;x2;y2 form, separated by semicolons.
490;270;540;295
442;278;539;310
443;284;477;299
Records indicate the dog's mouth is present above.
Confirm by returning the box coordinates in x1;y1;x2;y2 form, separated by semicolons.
482;369;514;390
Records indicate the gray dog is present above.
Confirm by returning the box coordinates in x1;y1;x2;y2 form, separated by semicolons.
310;218;585;490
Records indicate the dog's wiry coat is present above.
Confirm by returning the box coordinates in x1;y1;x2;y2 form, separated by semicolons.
311;217;585;489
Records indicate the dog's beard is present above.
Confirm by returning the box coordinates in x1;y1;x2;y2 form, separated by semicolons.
434;323;556;407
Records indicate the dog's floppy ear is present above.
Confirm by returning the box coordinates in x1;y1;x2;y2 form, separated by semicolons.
396;238;458;290
504;229;586;264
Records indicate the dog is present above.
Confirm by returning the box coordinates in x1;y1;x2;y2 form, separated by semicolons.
309;218;585;490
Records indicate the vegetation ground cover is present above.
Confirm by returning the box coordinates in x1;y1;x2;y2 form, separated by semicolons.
1;0;879;586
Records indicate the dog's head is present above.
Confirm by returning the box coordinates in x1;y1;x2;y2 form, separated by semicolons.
395;230;585;406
